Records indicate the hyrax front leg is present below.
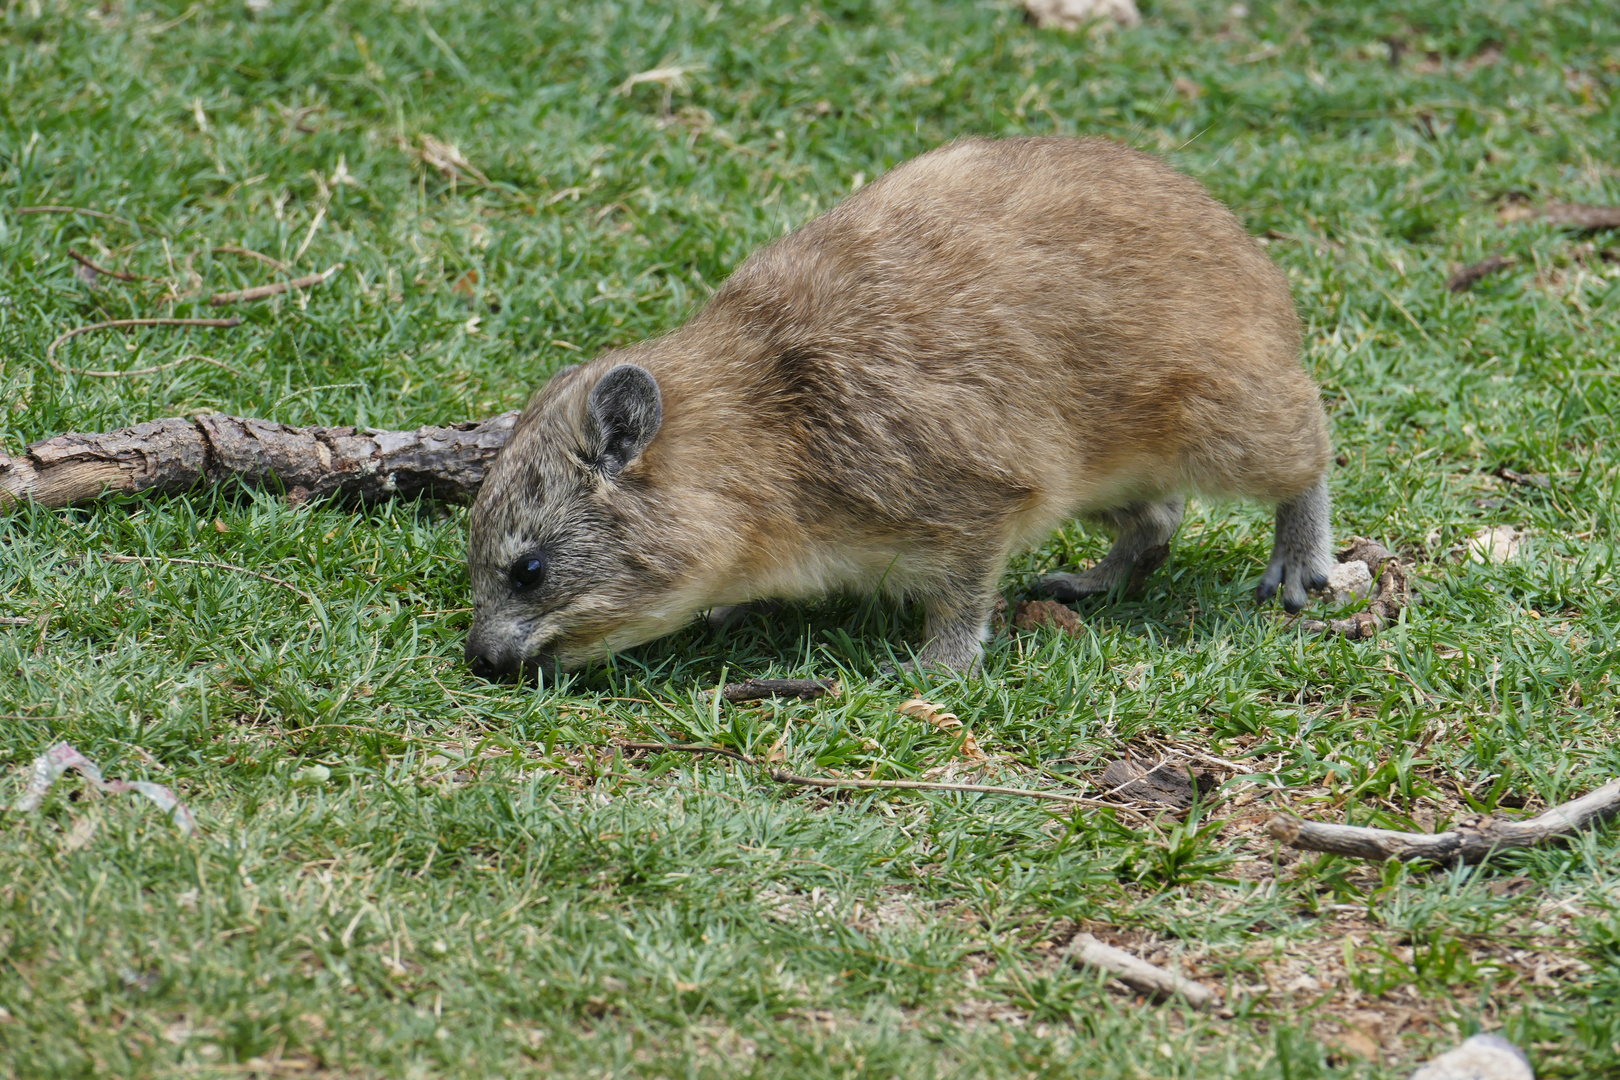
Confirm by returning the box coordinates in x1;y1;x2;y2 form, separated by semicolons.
1038;498;1184;603
904;563;1004;674
1257;476;1332;613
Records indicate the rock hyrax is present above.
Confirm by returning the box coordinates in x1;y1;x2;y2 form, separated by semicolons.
465;136;1331;680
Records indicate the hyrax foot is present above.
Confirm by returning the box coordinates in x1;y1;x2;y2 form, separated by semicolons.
1038;541;1171;602
1038;498;1182;602
902;591;994;675
1257;476;1332;614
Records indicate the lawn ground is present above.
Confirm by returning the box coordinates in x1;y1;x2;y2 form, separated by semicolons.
3;0;1620;1076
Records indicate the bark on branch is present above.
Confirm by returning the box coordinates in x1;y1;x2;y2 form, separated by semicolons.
0;411;518;510
1267;776;1620;865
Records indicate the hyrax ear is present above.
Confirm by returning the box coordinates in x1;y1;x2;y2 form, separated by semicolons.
586;364;662;476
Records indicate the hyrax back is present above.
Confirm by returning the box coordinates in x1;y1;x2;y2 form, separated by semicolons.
465;136;1331;680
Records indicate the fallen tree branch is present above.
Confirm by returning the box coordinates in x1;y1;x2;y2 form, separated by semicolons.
209;264;342;306
46;317;243;363
1;411;518;510
1063;932;1220;1010
1267;776;1620;865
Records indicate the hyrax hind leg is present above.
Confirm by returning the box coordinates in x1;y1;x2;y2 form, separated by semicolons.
1257;476;1332;613
1038;497;1185;603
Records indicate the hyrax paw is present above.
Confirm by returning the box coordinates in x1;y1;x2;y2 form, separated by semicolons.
1257;555;1325;614
1036;570;1114;603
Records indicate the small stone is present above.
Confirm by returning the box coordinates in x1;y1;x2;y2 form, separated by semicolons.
1468;525;1523;564
1325;559;1373;604
1409;1034;1534;1080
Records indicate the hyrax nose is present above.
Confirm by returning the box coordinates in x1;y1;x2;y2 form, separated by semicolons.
464;640;509;682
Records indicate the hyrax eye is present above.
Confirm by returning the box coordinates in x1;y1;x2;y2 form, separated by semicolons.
508;553;547;591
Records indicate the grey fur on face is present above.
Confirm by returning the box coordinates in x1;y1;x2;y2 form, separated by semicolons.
465;136;1333;681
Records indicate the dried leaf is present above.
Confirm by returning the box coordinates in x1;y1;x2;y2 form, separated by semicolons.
616;64;705;96
410;135;489;185
62;814;99;851
10;742;194;835
1329;1028;1381;1061
899;698;987;762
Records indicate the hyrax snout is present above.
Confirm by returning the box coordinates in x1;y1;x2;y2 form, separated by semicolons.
465;136;1331;681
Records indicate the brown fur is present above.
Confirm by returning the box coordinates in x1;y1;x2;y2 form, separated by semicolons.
465;136;1331;678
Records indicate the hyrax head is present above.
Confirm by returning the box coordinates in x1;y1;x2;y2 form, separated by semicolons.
464;361;684;682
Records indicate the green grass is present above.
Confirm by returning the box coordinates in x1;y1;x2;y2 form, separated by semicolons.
3;0;1620;1076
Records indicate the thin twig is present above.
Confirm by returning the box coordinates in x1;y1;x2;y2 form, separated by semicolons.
0;617;32;627
67;248;152;282
1446;254;1514;293
212;246;289;272
718;677;840;703
103;554;318;605
765;770;1104;805
617;741;1124;807
209;264;342;306
1064;933;1221;1011
18;205;140;230
620;741;753;764
53;353;246;380
46;317;243;363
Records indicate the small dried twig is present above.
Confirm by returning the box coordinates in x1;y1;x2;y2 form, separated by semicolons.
212;246;289;272
617;741;1115;807
1268;776;1620;865
719;677;840;703
0;616;33;627
52;353;246;380
18;205;140;230
1446;254;1514;292
103;554;318;606
209;264;342;306
67;248;152;283
46;317;243;363
764;770;1096;804
1064;933;1221;1010
406;136;490;185
1540;203;1620;230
